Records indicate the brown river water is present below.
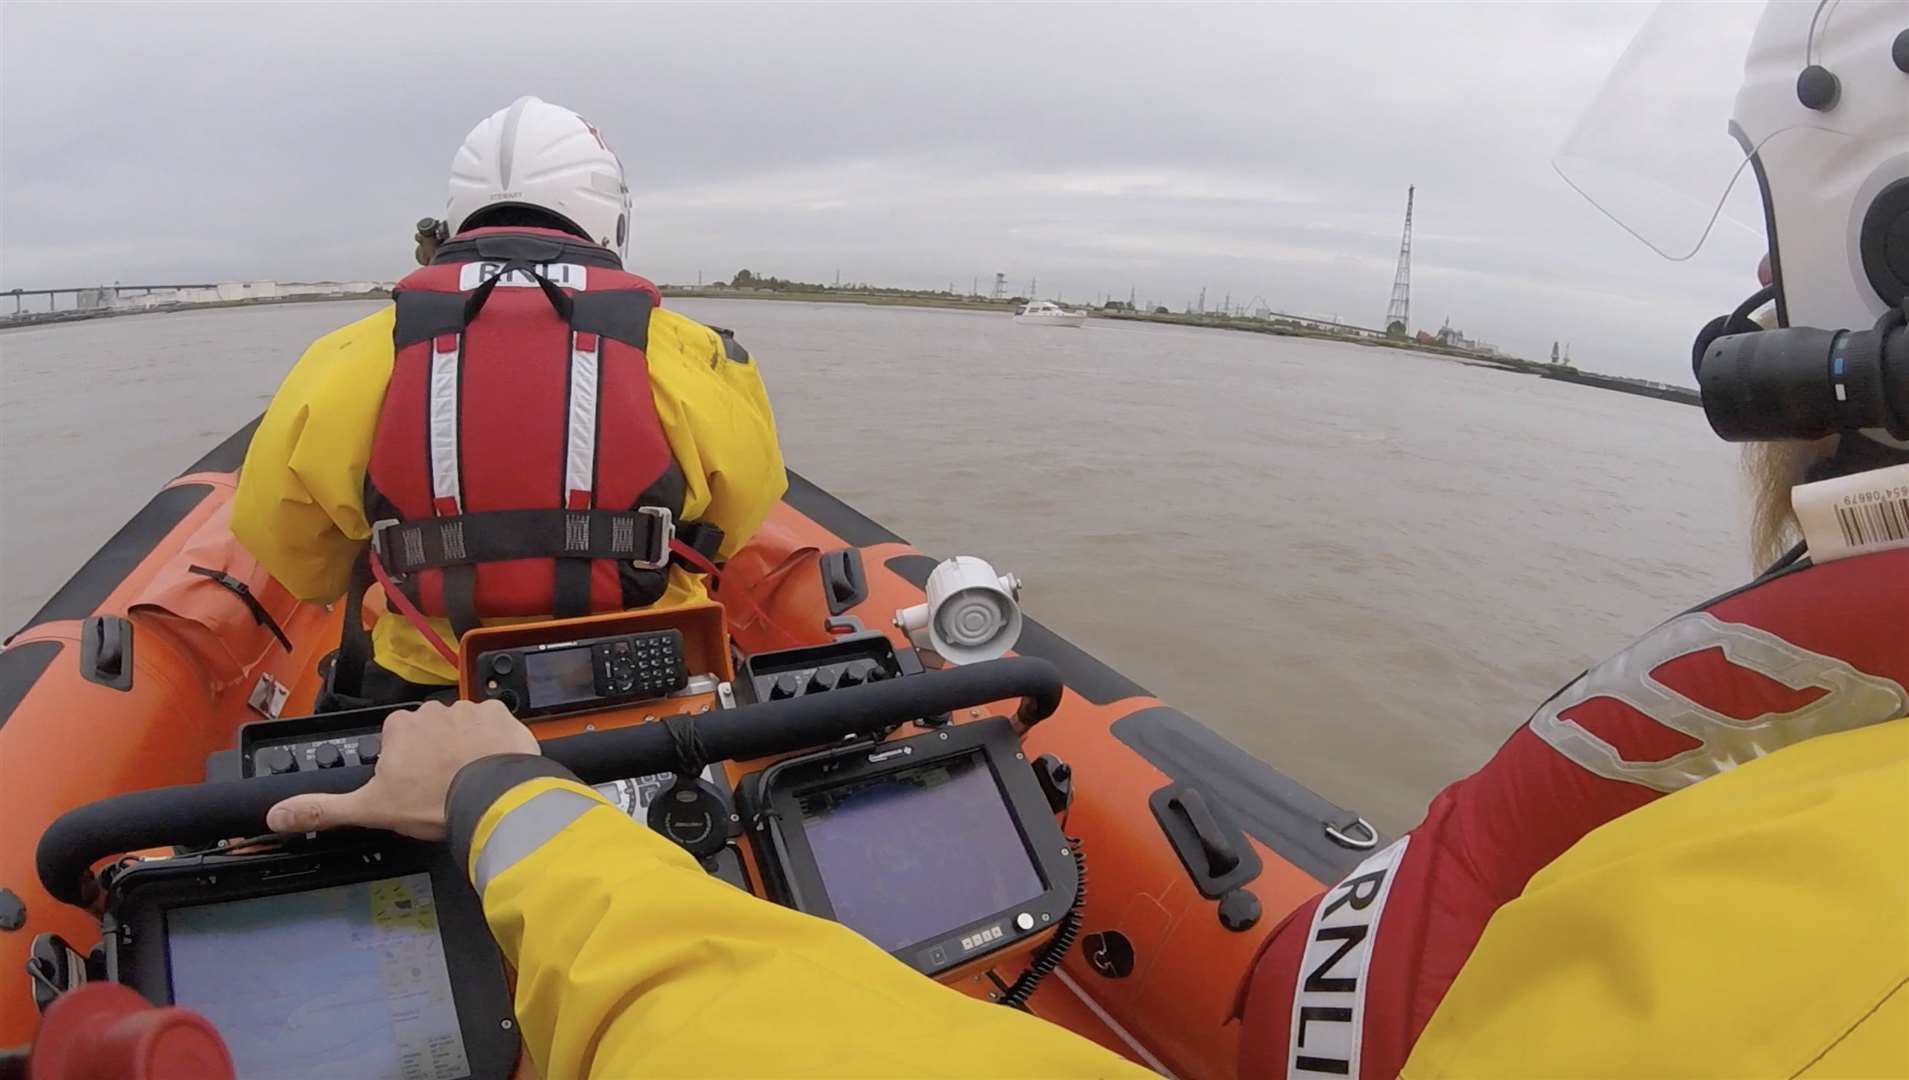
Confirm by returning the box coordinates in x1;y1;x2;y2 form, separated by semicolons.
0;298;1750;831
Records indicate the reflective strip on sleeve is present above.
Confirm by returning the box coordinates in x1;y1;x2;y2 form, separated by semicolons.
565;331;600;509
1289;836;1410;1079
472;787;604;895
428;334;463;514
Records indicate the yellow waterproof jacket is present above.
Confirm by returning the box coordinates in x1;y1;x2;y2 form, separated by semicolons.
1401;717;1909;1078
444;756;1154;1079
232;303;785;684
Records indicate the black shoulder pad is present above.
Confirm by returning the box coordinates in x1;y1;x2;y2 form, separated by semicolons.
707;325;751;365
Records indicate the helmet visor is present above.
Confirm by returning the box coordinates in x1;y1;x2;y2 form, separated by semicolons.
1553;2;1766;261
1550;1;1909;265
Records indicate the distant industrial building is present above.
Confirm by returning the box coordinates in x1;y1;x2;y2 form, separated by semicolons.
73;280;388;314
7;279;392;322
1435;318;1499;356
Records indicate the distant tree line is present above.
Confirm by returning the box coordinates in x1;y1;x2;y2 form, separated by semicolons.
724;269;998;301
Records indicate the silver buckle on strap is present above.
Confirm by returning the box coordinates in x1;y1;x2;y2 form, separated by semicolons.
629;506;674;570
368;518;406;582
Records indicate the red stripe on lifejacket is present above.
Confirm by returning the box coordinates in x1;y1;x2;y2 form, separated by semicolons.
574;331;598;352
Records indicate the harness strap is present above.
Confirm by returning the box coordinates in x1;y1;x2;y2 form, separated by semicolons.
442;564;483;642
374;507;677;575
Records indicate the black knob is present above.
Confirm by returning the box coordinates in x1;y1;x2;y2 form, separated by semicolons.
493;688;520;711
769;673;800;700
488;653;515;676
806;667;837;694
313;744;344;769
1218;888;1262;932
840;659;880;686
355;734;382;766
257;746;297;776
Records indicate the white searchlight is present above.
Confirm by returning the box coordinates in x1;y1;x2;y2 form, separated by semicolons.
894;556;1024;665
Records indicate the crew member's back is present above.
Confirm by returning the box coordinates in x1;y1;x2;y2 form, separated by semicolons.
232;96;785;703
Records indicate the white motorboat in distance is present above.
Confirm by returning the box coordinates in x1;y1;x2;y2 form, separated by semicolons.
1012;300;1087;327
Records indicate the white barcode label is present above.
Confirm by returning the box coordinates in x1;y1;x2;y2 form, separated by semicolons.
1793;462;1909;564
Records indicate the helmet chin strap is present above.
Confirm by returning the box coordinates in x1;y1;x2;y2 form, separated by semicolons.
1692;284;1779;378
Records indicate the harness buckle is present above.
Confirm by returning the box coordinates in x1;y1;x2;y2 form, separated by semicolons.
630;506;674;570
369;518;406;583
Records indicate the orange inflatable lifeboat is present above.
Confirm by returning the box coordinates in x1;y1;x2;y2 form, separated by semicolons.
0;421;1379;1078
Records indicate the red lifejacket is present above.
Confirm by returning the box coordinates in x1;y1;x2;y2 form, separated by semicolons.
364;227;717;633
1237;543;1909;1079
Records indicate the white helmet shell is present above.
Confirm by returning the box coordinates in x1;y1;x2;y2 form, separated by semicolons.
445;96;632;261
1731;2;1909;332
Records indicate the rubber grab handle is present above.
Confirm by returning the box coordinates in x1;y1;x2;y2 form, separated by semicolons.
1167;789;1240;877
37;656;1064;906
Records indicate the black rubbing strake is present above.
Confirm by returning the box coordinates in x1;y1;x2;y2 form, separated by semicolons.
176;417;261;478
0;641;61;732
785;471;905;547
1111;706;1378;884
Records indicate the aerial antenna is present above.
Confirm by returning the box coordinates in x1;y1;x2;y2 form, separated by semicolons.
1386;186;1414;336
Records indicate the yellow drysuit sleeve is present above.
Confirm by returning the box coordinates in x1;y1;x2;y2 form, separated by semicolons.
1401;719;1909;1079
446;759;1153;1079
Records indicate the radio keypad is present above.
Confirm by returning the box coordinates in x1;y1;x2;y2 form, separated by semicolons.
597;631;687;699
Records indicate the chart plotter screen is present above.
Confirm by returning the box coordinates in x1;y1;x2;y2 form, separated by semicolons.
166;872;471;1080
799;750;1045;953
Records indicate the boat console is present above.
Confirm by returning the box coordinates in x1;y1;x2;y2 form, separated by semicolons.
31;603;1077;1079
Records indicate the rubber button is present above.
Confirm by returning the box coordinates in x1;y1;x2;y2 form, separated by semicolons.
1218;888;1261;932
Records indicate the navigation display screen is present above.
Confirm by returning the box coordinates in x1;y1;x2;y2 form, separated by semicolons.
799;751;1044;953
166;873;471;1080
524;647;596;708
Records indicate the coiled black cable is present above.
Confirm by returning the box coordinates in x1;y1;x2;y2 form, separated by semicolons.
997;838;1086;1010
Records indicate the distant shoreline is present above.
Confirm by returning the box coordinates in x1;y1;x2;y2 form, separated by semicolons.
664;287;1701;406
1;287;1699;407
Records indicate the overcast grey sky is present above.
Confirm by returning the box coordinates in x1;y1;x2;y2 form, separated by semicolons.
2;1;1767;383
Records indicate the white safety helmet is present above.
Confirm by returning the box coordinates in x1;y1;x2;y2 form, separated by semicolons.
1557;2;1909;334
1732;1;1909;333
445;95;632;261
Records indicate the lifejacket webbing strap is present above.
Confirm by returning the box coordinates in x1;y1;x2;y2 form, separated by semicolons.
553;558;592;620
442;563;482;642
462;259;573;324
672;521;725;568
374;507;676;575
